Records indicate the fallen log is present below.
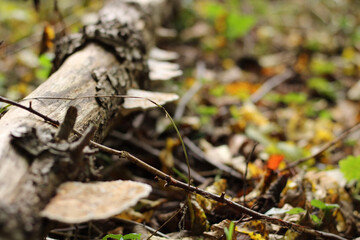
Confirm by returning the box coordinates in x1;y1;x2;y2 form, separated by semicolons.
0;0;176;239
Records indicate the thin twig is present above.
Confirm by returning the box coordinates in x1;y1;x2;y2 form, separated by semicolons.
146;205;185;240
183;137;243;180
250;68;294;103
110;218;169;239
0;96;60;125
110;131;206;183
243;143;258;205
283;121;360;171
174;61;205;121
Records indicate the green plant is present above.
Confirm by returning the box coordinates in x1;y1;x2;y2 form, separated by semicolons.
102;233;141;240
226;12;256;40
310;59;335;75
199;0;257;40
265;92;308;105
209;85;225;97
310;199;339;211
282;92;307;105
339;155;360;182
310;214;322;225
286;207;305;214
197;105;218;124
35;53;53;81
224;221;235;240
307;77;336;100
172;167;189;183
310;199;339;225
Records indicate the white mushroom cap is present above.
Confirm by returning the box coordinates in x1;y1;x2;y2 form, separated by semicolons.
123;89;179;110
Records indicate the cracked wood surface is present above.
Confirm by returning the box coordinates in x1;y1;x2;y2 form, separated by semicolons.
0;43;119;201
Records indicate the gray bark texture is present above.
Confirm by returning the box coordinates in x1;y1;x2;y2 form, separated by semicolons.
0;0;175;239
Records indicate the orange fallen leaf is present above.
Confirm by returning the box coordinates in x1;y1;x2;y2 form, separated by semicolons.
267;154;284;171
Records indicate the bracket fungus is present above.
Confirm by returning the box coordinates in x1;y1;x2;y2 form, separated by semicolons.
41;180;152;224
123;89;179;110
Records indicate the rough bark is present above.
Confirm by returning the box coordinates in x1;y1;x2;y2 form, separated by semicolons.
0;0;174;239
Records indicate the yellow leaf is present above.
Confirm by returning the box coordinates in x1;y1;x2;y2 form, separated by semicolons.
342;46;355;60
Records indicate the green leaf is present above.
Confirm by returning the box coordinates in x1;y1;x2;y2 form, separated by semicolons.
264;93;282;103
102;234;123;240
35;54;53;80
324;203;340;210
311;199;326;210
344;139;357;147
209;85;225;97
307;77;336;100
226;13;256;40
265;92;307;105
310;59;335;74
282;92;307;105
310;214;322;224
229;105;240;120
196;105;218;115
339;155;360;181
311;200;339;211
224;221;235;240
318;110;332;120
287;207;305;214
122;233;141;240
102;233;141;240
201;2;226;21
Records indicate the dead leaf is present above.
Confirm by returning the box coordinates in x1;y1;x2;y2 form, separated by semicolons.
40;24;55;55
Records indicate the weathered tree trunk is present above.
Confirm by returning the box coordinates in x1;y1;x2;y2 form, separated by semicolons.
0;0;174;239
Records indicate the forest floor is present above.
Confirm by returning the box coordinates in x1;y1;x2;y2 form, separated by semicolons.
1;0;360;239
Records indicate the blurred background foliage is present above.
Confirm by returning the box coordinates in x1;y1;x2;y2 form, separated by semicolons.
0;0;101;99
2;0;360;98
178;0;360;56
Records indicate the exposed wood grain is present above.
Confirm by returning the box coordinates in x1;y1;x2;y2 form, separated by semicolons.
0;43;118;201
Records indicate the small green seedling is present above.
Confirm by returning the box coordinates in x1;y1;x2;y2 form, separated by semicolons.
310;214;322;225
102;233;141;240
310;199;339;225
35;53;53;80
286;207;305;215
224;221;235;240
310;199;339;211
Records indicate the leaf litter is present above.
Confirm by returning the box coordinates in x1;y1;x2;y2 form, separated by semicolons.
2;0;360;239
